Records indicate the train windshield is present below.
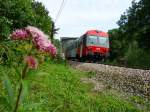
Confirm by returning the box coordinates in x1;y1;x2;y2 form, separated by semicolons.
86;35;109;48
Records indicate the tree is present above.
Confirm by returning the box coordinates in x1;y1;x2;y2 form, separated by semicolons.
31;1;52;35
117;0;150;49
0;0;34;40
108;0;150;68
0;0;53;40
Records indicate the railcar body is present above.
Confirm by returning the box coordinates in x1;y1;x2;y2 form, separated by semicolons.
61;30;110;61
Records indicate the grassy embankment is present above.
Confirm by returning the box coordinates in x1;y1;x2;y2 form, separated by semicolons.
0;62;143;112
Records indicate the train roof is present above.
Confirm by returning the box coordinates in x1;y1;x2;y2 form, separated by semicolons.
85;30;109;37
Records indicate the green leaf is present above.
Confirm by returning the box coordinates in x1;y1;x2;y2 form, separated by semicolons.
20;80;29;103
3;75;14;110
0;96;10;112
14;67;21;79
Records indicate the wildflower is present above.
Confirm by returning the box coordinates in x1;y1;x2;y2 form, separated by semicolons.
25;56;38;69
26;26;57;56
46;44;57;56
10;26;57;56
10;29;29;40
32;35;51;51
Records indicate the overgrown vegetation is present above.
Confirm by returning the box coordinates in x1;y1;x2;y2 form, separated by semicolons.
0;0;53;40
108;0;150;69
0;62;142;112
0;25;57;112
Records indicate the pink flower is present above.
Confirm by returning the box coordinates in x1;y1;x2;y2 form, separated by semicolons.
26;26;57;56
10;26;57;56
26;26;49;39
10;29;29;40
46;44;57;56
25;56;38;69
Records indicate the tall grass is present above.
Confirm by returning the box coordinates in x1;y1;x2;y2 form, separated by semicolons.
0;63;140;112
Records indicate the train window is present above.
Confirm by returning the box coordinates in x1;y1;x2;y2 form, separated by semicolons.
99;37;109;48
87;35;109;48
87;35;98;45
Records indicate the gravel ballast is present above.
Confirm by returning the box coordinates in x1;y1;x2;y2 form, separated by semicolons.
69;61;150;98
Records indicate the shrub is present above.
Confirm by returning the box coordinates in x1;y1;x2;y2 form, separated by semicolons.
1;26;56;112
124;41;150;69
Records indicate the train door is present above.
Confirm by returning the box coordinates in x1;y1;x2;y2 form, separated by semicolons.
78;37;82;58
79;35;86;58
76;35;86;60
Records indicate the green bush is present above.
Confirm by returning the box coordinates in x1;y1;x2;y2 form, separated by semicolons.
125;41;150;69
0;0;52;40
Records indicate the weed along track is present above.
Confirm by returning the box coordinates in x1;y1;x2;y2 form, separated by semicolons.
69;61;150;98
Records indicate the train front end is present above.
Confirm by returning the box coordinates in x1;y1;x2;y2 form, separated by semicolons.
85;30;110;60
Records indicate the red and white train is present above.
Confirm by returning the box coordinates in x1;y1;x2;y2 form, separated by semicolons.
61;30;110;61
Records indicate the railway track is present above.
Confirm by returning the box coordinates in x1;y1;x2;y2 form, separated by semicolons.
69;61;150;98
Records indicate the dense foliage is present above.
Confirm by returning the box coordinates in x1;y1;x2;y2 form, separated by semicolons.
0;0;52;40
0;1;58;111
108;0;150;68
0;0;57;66
0;26;57;112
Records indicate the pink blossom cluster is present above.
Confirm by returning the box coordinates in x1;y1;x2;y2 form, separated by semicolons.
26;26;57;56
45;44;57;56
10;29;29;40
25;56;38;69
10;26;57;56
